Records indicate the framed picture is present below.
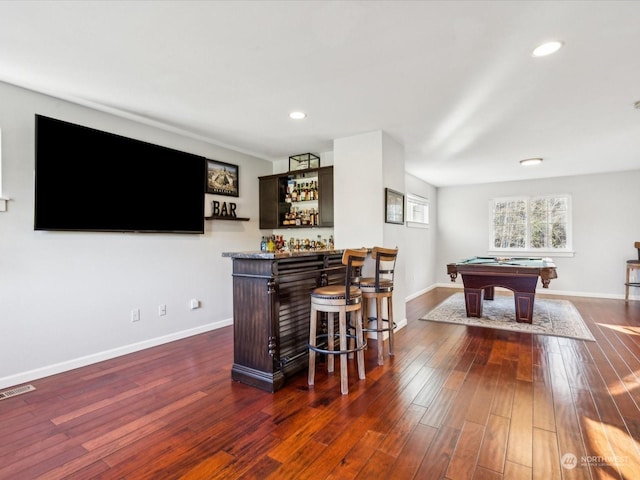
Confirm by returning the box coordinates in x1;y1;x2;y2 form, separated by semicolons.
207;159;239;197
385;188;404;225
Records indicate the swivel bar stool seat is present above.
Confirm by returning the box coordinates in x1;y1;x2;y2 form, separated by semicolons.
359;246;398;365
625;241;640;302
308;248;368;395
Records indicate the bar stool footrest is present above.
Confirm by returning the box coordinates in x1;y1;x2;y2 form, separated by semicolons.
308;334;367;355
360;317;397;333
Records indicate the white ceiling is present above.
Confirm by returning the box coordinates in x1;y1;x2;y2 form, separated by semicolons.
1;0;639;186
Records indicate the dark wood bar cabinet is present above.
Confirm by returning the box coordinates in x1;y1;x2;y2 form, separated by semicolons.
223;250;345;392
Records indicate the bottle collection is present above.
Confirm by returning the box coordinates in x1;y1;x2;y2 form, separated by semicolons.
285;180;318;203
282;207;319;226
282;178;320;227
260;234;334;253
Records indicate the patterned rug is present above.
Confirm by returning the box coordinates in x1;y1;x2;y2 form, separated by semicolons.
421;292;595;341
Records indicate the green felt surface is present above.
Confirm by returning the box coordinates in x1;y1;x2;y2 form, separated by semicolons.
456;256;548;267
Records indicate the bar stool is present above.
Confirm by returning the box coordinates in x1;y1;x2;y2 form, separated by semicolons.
625;241;640;302
308;248;368;395
359;246;398;365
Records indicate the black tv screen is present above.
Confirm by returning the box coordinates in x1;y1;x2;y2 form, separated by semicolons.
34;115;206;233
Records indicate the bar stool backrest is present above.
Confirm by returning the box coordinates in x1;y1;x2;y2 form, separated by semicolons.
371;246;399;290
342;248;368;304
635;242;640;261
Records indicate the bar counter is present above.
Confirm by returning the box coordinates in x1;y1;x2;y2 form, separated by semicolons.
223;249;345;392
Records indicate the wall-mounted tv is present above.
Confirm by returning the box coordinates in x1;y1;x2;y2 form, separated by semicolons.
34;115;206;234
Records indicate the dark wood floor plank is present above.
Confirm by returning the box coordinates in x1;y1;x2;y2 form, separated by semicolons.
177;450;236;480
532;361;556;432
472;465;503;480
414;424;461;479
446;420;485;480
444;362;485;430
490;359;517;419
324;429;385;479
503;460;532;479
547;349;593;480
570;387;622;480
419;386;457;428
505;379;533;468
0;290;639;479
476;413;509;474
532;427;562;480
387;423;438;480
465;361;502;426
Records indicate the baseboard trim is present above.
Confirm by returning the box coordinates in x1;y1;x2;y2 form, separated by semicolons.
405;284;438;302
0;318;232;390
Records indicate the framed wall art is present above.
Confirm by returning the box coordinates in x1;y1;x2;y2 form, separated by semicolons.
206;159;239;197
385;188;404;225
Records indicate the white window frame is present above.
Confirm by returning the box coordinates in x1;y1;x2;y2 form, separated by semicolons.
406;193;429;228
489;194;573;257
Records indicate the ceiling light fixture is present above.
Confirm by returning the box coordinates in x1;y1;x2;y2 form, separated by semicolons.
520;157;543;166
532;41;563;57
289;111;306;120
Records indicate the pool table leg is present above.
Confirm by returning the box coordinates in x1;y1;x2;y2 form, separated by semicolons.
514;292;535;323
463;288;484;317
484;286;495;300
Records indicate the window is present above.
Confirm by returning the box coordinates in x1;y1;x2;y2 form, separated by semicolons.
490;195;571;253
406;193;429;228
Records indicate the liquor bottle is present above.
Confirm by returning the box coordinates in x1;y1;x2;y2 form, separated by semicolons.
309;181;316;201
267;236;275;252
260;236;267;252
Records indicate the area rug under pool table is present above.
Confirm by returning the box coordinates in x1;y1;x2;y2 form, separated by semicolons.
421;292;595;341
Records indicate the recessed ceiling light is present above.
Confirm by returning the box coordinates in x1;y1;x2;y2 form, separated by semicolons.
520;157;543;166
289;111;306;120
532;41;563;57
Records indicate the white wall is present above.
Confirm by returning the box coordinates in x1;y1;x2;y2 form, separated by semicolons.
404;174;438;299
436;170;640;298
333;131;385;248
0;81;271;388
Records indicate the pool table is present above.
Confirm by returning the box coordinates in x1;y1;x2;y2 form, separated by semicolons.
447;256;557;324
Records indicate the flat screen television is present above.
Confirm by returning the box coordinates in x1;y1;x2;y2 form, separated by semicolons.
34;115;206;233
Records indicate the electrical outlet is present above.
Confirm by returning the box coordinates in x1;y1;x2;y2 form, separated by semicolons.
131;309;140;322
159;304;166;316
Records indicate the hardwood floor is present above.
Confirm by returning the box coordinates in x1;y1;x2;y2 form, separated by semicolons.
1;288;639;479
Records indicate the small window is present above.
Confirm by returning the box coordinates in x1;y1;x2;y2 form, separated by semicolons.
490;195;572;253
406;193;429;228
